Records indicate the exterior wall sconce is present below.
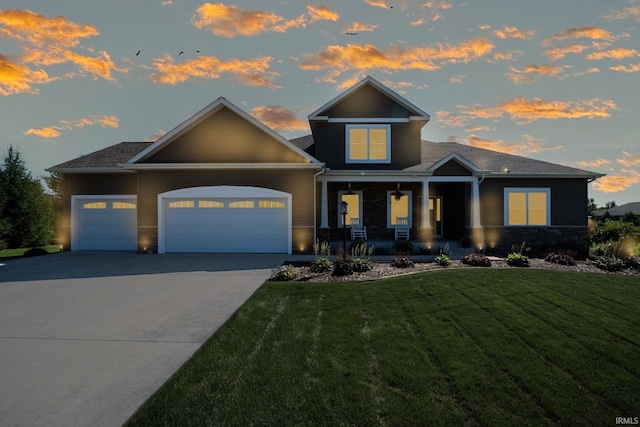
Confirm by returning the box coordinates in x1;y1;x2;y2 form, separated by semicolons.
392;183;405;201
345;183;355;195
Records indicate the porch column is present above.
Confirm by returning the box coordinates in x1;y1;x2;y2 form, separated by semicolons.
471;179;482;229
320;179;329;229
421;179;432;229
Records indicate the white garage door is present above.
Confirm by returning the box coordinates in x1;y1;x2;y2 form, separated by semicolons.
72;196;137;251
159;186;291;254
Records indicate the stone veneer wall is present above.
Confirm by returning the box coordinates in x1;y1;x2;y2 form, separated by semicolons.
484;226;590;255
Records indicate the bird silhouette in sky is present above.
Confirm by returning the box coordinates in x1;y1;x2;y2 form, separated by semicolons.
178;51;184;55
346;32;358;35
135;50;140;56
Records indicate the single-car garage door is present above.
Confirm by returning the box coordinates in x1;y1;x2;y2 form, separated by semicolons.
72;196;137;250
159;186;291;254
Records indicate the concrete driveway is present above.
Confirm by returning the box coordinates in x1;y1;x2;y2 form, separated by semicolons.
0;251;285;427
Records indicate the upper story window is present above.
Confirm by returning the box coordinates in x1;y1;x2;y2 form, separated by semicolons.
346;124;390;164
504;188;550;226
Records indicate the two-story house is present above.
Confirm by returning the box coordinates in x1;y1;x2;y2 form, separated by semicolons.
49;76;602;254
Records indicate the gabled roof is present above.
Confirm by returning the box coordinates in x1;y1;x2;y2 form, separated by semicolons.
308;76;430;122
47;142;152;173
592;202;640;217
404;141;604;178
127;97;320;165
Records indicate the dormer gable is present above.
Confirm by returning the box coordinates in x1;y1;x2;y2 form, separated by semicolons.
126;97;319;166
429;153;480;176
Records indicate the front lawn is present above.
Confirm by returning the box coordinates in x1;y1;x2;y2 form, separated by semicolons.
0;245;61;262
126;269;639;426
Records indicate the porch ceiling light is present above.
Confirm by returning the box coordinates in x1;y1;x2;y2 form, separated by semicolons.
392;183;405;201
346;183;355;195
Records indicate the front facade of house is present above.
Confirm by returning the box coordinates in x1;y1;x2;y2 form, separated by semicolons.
49;77;602;254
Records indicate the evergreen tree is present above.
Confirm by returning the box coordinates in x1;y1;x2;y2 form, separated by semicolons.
0;146;53;248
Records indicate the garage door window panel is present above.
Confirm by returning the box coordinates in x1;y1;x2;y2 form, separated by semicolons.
113;202;136;209
229;200;255;208
83;202;106;209
169;200;195;208
198;200;224;208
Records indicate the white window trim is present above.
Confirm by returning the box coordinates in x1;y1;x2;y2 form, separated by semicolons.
345;124;391;164
337;191;363;227
504;188;551;226
387;191;412;228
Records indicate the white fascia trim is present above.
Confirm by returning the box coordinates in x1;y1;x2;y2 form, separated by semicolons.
485;172;604;179
319;172;430;182
121;163;324;170
71;195;137;251
47;167;134;174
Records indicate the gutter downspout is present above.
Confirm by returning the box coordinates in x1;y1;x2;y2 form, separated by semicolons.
313;165;327;245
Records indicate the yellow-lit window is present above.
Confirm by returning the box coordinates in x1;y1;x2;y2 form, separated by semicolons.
346;125;390;163
113;202;136;209
169;200;195;208
83;202;106;209
259;200;285;208
505;189;549;226
229;200;255;208
388;191;412;227
338;192;362;226
198;200;224;208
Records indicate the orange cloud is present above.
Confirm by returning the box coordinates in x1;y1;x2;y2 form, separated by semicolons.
464;134;562;156
23;115;119;139
192;3;305;37
544;43;590;60
0;9;126;93
146;130;167;142
491;50;522;62
575;158;612;169
149;54;280;87
592;170;640;193
585;48;638;60
381;79;428;93
364;0;390;8
0;52;52;95
424;1;452;10
410;18;426;26
438;97;618;127
544;26;620;45
609;63;640;73
251;106;309;132
450;75;464;83
493;26;538;40
307;4;339;22
602;5;640;21
506;64;569;84
346;22;377;32
617;151;640;167
300;38;494;83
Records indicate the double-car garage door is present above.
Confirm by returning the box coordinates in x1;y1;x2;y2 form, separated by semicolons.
72;187;291;253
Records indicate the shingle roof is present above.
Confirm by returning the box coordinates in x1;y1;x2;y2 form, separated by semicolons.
406;141;600;176
289;137;601;177
48;142;152;171
592;202;640;217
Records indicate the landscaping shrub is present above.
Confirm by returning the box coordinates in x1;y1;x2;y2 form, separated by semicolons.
270;265;300;281
350;242;374;272
332;259;354;276
507;242;530;267
352;257;374;272
310;240;333;273
390;257;414;268
23;247;50;257
544;250;576;266
434;254;451;267
393;240;413;255
461;253;492;267
590;219;640;244
590;256;626;272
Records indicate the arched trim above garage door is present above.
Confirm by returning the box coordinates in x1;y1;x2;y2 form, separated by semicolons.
158;186;292;254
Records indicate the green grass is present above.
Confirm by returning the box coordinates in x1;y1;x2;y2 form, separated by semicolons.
0;245;61;261
126;269;640;426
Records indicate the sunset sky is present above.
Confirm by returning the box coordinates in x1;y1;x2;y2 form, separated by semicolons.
1;0;639;206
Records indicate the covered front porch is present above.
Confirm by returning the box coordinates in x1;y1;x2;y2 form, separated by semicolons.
316;173;484;252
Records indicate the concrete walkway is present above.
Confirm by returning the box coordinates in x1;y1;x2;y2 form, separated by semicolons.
0;251;285;427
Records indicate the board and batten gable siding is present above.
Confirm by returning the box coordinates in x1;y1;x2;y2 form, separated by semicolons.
432;160;473;176
310;121;422;170
322;84;411;118
143;106;308;164
479;178;589;227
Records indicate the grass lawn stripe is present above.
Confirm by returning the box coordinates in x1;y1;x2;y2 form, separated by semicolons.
488;282;640;376
434;275;609;425
357;285;475;426
458;281;637;417
411;277;556;426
